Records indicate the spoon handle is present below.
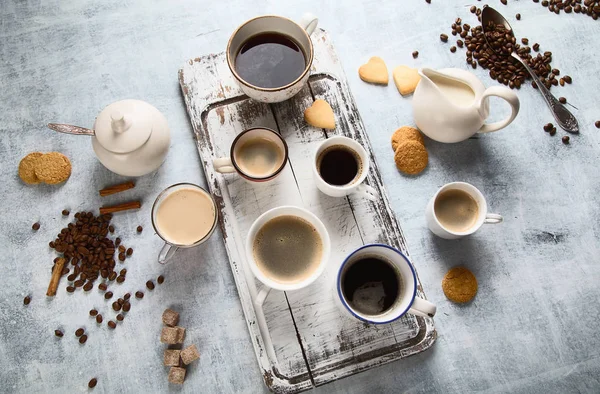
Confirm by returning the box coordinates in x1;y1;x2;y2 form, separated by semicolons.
511;53;579;133
47;123;95;136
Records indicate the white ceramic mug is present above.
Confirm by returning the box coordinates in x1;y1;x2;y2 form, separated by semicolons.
151;183;219;264
426;182;503;239
245;206;331;306
213;127;288;183
226;13;318;103
337;244;436;323
312;136;379;201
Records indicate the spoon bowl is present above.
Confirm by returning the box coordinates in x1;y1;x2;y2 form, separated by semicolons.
481;6;578;133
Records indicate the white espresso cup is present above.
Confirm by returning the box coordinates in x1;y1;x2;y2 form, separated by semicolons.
226;13;319;103
245;206;331;306
337;244;436;323
213;127;288;183
313;136;379;201
151;183;219;264
426;182;503;240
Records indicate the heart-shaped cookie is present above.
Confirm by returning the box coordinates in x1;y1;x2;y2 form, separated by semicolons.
304;99;335;130
393;65;421;96
358;57;389;85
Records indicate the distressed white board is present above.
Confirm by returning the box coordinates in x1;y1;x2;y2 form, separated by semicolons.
179;29;436;393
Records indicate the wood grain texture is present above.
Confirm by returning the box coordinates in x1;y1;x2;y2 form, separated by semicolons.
178;29;435;393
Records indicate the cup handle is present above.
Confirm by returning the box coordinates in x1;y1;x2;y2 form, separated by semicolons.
484;213;503;224
408;296;437;318
213;157;236;173
254;285;272;308
353;184;379;201
298;13;318;35
158;242;179;265
477;86;520;133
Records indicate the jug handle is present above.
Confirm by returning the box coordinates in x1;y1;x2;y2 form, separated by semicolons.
477;86;520;134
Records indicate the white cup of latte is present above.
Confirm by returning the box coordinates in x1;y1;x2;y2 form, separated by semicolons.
425;182;503;240
245;206;331;306
213;127;288;183
151;183;219;264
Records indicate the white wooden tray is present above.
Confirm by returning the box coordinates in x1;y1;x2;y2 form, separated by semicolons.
178;28;436;393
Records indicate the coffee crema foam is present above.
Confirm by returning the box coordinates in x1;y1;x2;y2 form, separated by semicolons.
434;189;479;233
235;137;284;178
252;215;323;284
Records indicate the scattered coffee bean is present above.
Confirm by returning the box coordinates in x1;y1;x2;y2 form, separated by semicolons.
559;97;567;104
115;237;121;246
120;268;127;275
559;78;565;86
135;291;144;299
118;245;125;253
74;279;84;288
117;298;124;305
426;0;431;3
563;75;572;84
118;253;126;262
96;314;103;323
98;283;108;291
66;286;75;293
501;0;507;4
83;282;93;291
75;328;85;337
595;121;600;128
122;302;131;312
89;309;98;317
124;292;131;301
79;334;88;344
457;39;464;48
116;314;124;321
157;275;165;285
55;329;63;337
112;301;121;311
67;273;77;283
108;321;117;329
109;272;117;281
23;296;31;305
543;123;553;132
440;33;448;42
108;225;115;233
549;128;557;136
88;378;97;388
32;222;40;231
412;51;419;58
146;280;155;290
104;291;113;300
126;248;133;256
136;225;143;233
61;266;69;276
116;276;125;284
516;13;521;20
562;136;570;144
470;5;477;13
450;46;457;53
532;42;540;51
62;209;70;216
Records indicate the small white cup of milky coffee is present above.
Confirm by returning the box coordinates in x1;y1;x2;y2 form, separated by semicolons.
151;183;218;264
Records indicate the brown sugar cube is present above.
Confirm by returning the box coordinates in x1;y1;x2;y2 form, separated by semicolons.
160;327;180;345
174;326;186;344
168;366;186;384
164;349;181;367
180;344;200;365
162;309;179;327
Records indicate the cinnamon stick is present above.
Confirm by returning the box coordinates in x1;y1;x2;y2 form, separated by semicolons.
99;200;141;215
46;258;65;297
99;181;135;197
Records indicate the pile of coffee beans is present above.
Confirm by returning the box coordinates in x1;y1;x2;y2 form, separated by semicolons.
49;211;134;294
443;12;572;91
535;0;600;20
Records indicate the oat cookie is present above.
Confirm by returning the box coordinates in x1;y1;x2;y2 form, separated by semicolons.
442;267;478;303
18;152;43;184
304;99;335;129
394;140;428;175
391;126;424;151
358;57;389;85
393;65;421;96
34;152;71;184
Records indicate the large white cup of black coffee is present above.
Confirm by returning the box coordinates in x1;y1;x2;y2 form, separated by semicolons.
151;183;219;264
337;244;436;323
313;136;379;201
226;13;318;103
213;127;288;183
426;182;503;239
245;206;330;305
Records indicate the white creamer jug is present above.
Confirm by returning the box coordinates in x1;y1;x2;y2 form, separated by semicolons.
412;68;520;143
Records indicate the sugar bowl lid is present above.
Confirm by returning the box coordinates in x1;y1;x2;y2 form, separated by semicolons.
94;99;158;154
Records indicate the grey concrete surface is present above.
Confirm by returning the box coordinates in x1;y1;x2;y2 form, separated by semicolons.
1;1;599;393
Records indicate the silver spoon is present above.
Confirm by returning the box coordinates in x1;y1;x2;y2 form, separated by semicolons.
47;123;95;136
481;6;579;133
